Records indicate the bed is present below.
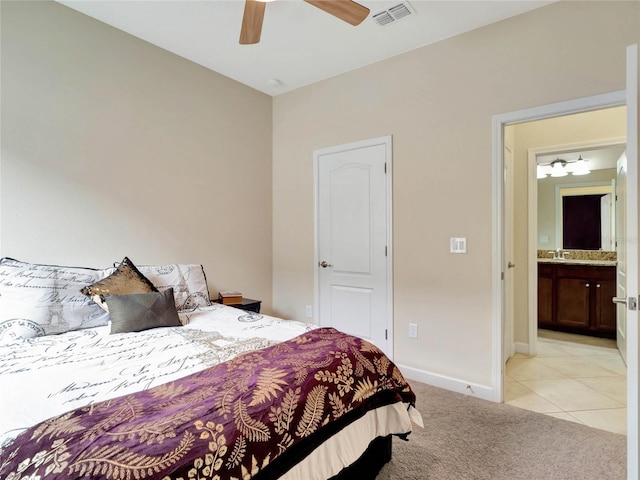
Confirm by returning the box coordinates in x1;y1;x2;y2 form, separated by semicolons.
0;257;421;479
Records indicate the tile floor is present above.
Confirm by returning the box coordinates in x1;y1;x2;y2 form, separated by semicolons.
505;329;627;435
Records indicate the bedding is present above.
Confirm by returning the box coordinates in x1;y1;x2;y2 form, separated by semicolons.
0;304;420;479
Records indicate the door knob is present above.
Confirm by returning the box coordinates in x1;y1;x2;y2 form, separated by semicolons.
319;261;333;268
613;296;638;310
507;262;515;269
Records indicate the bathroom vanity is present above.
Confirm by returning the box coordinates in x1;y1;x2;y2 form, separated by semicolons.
538;259;616;338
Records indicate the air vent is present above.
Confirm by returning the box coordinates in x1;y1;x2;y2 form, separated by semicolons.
372;2;415;27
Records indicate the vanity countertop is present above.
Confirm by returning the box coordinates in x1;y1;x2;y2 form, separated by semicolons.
537;258;617;266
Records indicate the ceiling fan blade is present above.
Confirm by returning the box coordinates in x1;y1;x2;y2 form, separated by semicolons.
304;0;369;26
239;0;266;45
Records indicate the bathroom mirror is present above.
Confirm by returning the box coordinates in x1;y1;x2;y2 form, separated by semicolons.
557;183;615;250
537;172;617;252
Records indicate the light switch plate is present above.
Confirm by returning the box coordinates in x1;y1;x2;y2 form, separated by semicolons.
409;323;418;338
450;237;467;253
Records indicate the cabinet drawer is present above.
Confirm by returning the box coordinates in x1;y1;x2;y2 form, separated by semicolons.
556;265;615;280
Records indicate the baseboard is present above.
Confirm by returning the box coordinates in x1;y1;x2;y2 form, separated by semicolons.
397;364;496;402
514;342;529;354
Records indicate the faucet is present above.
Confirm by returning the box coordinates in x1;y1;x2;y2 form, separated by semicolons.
548;248;567;260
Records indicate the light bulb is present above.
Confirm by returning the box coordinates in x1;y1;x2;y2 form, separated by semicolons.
571;157;591;176
550;161;567;177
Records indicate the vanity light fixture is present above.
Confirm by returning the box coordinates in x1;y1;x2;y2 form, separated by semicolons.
537;155;590;178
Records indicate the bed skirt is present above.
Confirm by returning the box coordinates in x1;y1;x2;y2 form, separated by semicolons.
331;435;392;480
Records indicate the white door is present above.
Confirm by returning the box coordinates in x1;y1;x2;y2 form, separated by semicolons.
616;151;628;364
625;43;639;480
601;193;613;251
315;136;392;357
503;144;515;362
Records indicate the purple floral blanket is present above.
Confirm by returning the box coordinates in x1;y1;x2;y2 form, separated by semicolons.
0;328;415;479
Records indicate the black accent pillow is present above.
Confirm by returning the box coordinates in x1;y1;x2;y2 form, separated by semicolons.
106;288;181;334
80;257;158;311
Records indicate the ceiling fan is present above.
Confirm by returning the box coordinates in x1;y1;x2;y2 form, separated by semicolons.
239;0;370;45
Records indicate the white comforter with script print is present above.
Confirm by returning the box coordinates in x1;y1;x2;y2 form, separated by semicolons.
0;303;313;448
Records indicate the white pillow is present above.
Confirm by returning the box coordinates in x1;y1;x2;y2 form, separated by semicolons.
0;258;110;341
136;263;211;311
0;318;45;343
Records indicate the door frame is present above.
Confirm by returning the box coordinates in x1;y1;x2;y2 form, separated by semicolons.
492;90;625;403
503;143;515;362
526;137;626;357
312;135;394;359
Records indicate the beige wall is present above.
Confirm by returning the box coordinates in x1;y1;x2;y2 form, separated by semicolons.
512;107;626;346
272;1;639;389
0;2;275;311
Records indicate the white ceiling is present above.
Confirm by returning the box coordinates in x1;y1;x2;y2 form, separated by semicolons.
57;0;554;96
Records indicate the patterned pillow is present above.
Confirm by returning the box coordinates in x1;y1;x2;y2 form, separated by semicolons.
0;257;110;341
137;263;211;311
106;288;181;334
80;257;158;311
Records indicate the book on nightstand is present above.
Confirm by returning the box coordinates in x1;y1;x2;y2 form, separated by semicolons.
218;291;243;305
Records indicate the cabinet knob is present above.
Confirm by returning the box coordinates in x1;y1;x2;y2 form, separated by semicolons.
585;283;590;288
596;284;601;288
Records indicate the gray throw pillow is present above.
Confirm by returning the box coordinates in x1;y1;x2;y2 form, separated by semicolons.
106;288;181;334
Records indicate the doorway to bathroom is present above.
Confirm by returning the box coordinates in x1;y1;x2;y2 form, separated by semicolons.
502;106;628;434
512;108;626;357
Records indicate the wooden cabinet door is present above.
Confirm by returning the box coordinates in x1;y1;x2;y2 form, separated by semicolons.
556;277;590;328
593;278;616;332
538;276;553;327
538;264;554;328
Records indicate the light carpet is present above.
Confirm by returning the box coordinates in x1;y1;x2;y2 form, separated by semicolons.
377;381;626;479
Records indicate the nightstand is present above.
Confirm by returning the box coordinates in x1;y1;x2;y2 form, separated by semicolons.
219;298;261;313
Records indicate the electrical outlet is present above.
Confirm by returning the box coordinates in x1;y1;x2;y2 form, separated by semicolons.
409;323;418;338
305;305;313;318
